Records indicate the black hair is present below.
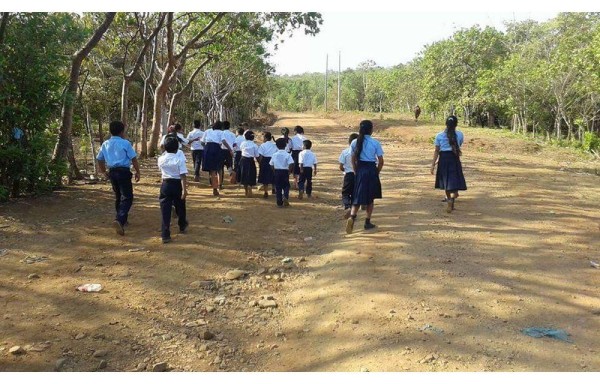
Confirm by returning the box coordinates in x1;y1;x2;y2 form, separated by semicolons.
303;139;312;150
348;132;359;144
223;121;231;130
164;136;179;153
212;120;223;130
193;120;202;128
174;123;183;132
263;131;273;142
109;121;125;136
445;115;461;157
294;125;304;134
354;120;373;160
236;127;244;135
244;130;255;141
281;127;289;136
275;137;287;150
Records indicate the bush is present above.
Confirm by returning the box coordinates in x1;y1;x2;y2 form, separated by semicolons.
582;132;600;153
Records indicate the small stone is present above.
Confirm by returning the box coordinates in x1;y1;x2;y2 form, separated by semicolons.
75;333;86;340
258;299;277;309
299;257;306;262
225;269;247;280
275;331;284;337
282;257;293;264
185;319;207;327
419;354;437;364
93;350;108;358
202;331;215;340
9;346;25;355
28;274;40;279
214;296;226;305
97;360;108;370
136;363;147;371
360;367;369;372
152;362;168;372
205;306;215;313
55;358;67;371
198;344;208;352
213;356;222;364
351;319;359;324
249;300;257;307
407;315;415;320
303;237;314;242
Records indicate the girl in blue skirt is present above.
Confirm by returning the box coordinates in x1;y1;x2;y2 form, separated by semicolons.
202;120;234;196
239;130;260;197
430;115;467;213
258;131;277;198
345;120;384;234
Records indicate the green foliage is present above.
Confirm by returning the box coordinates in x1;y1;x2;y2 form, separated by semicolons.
0;13;84;198
583;132;600;152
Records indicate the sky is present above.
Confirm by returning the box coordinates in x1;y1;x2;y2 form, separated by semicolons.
267;12;559;75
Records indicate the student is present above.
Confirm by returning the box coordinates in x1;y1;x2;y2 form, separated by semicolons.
430;115;467;213
279;127;292;153
414;105;422;123
201;120;233;196
269;138;295;207
346;120;384;234
298;139;317;199
220;121;236;189
187;120;205;182
239;130;260;197
339;132;359;218
158;136;188;244
233;127;245;184
160;123;192;151
290;125;306;188
96;121;141;236
257;131;277;198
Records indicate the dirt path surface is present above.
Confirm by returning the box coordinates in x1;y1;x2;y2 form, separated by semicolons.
1;112;599;372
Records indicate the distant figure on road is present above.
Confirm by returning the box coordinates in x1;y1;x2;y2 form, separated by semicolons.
414;105;421;123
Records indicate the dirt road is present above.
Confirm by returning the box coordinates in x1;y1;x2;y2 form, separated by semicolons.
1;112;599;372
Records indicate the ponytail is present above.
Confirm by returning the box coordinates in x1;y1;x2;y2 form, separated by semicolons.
355;120;373;160
445;116;461;157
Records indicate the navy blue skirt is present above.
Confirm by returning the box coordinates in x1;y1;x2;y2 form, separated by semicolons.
258;156;274;185
291;150;301;175
202;142;222;171
352;161;382;205
435;151;467;191
239;156;257;186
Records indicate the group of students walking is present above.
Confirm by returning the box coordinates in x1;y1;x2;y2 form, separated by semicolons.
95;115;467;242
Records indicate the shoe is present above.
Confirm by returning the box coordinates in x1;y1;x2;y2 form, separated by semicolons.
194;175;200;182
343;209;351;220
345;217;355;234
213;188;220;196
307;194;312;199
162;237;172;244
446;198;454;213
277;204;284;208
112;220;124;236
180;222;189;234
263;192;268;199
298;190;304;200
364;222;376;230
283;198;290;207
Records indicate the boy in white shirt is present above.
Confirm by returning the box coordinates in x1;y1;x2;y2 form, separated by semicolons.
158;137;189;244
338;133;359;218
186;120;204;182
270;138;295;207
298;140;317;199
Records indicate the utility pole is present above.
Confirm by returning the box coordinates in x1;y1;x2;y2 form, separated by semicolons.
337;51;341;111
325;54;328;112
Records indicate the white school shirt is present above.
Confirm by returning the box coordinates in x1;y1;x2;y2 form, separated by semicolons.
187;128;204;150
258;141;277;157
299;149;317;167
160;132;188;150
222;130;236;150
269;149;294;170
240;140;259;158
202;129;223;144
338;146;354;174
158;150;188;179
291;134;306;151
234;135;244;152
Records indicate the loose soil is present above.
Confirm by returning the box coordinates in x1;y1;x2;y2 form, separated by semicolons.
1;112;599;372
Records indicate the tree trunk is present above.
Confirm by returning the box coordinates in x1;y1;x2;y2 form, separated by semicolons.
0;12;10;46
98;118;104;143
85;107;97;174
52;12;115;179
120;77;130;127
